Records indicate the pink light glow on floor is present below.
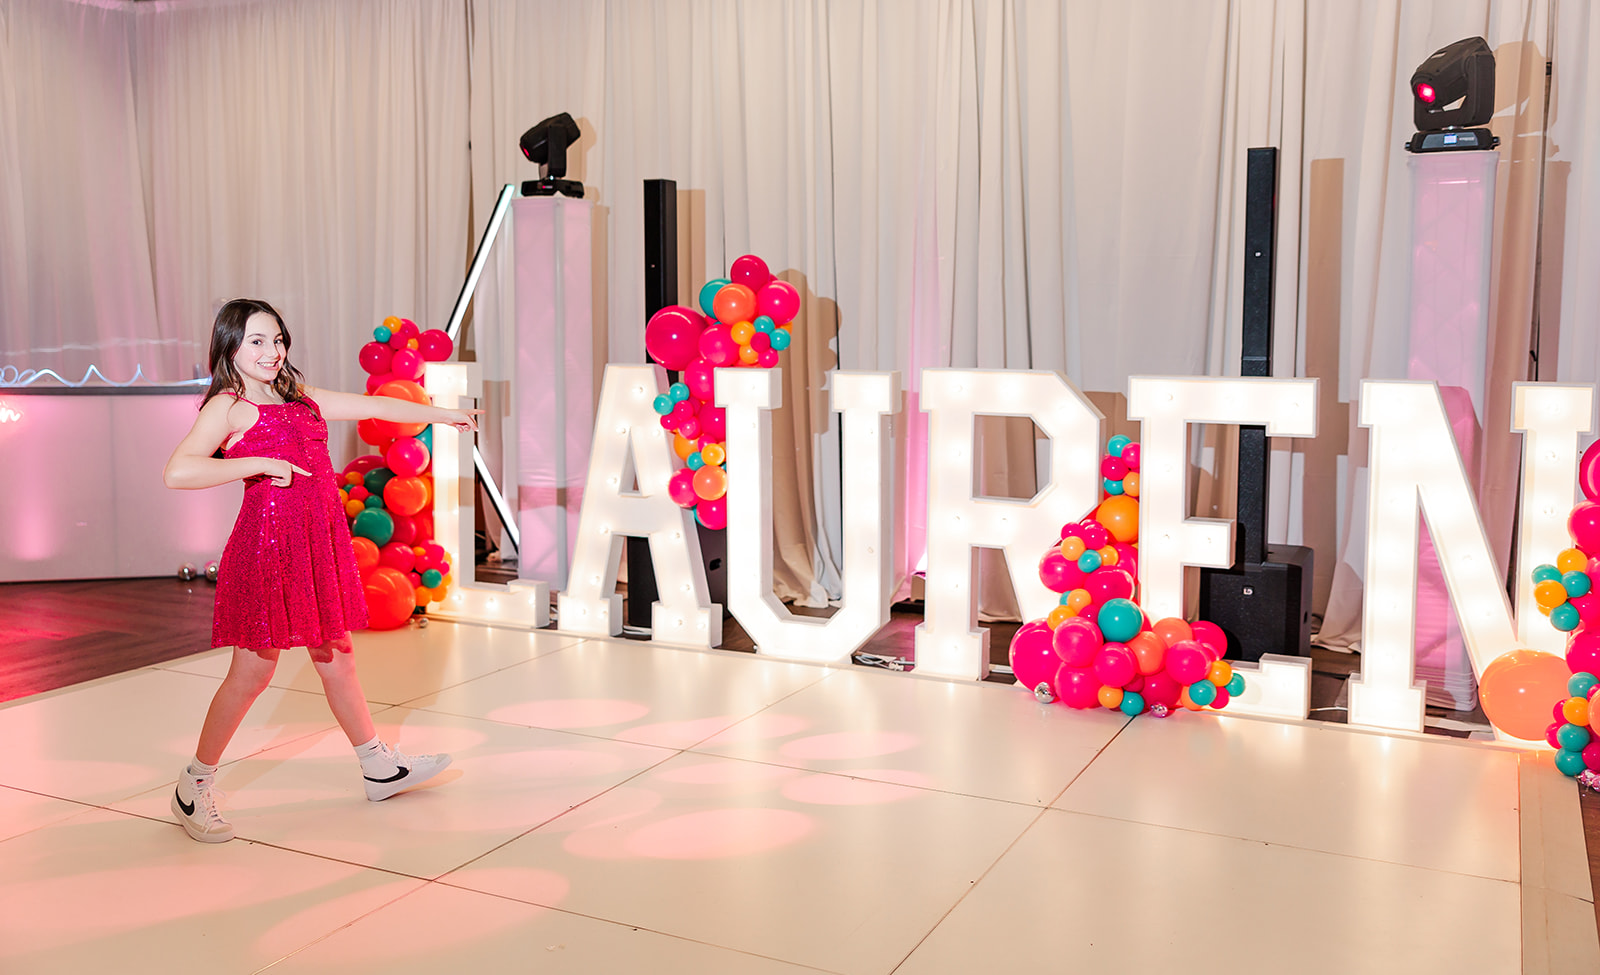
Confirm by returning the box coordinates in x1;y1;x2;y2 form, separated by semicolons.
780;772;925;806
654;760;799;787
615;715;743;748
486;698;651;729
778;730;921;761
623;808;816;860
251;879;423;959
702;712;813;743
439;866;572;907
292;886;548;965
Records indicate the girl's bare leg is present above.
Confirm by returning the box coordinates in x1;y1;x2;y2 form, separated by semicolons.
311;638;376;745
194;647;280;766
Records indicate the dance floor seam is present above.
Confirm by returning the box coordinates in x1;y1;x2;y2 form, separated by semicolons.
3;621;1597;974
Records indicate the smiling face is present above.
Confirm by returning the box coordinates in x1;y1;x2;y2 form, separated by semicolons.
233;312;287;386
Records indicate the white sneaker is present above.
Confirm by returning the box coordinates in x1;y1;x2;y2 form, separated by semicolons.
363;743;452;801
171;774;235;843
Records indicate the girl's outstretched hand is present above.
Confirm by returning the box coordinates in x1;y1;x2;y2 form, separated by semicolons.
263;458;312;487
448;409;485;432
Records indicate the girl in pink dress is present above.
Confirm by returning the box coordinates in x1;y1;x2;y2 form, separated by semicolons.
162;298;480;842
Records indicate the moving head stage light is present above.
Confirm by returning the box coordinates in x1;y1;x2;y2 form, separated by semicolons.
520;112;584;198
1405;37;1499;153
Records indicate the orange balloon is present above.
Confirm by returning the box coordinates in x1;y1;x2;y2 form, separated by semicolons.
1534;579;1568;609
1128;631;1167;676
383;475;429;516
1153;617;1193;647
352;536;381;574
344;498;366;519
372;379;430;438
364;566;415;630
1066;589;1092;612
1208;660;1234;686
1046;605;1074;628
1564;696;1590;727
1557;548;1588;574
738;344;761;365
1095;495;1140;544
414;585;432;609
673;433;695;461
1123;472;1140;497
730;321;756;345
700;443;727;466
1060;536;1087;560
712;283;758;324
1098;685;1124;709
1478;649;1571;740
692;464;728;501
1098;545;1119;565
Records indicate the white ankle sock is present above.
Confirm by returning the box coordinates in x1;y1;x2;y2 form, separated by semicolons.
354;737;396;776
186;757;219;779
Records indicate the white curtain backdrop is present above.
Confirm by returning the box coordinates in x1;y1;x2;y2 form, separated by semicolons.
5;0;1594;649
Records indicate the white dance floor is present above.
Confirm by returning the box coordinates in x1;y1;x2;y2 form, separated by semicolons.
1;621;1596;973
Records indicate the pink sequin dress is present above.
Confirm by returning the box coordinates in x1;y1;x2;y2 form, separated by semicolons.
212;393;369;659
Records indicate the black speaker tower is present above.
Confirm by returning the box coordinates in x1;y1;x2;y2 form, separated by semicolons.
1197;148;1314;663
627;180;726;631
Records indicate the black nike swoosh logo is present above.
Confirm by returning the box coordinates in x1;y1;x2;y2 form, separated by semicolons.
364;766;410;784
175;789;195;816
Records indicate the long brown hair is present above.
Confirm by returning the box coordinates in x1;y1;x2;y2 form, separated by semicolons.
201;298;306;407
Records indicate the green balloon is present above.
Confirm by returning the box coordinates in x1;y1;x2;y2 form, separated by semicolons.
363;467;396;497
1096;598;1143;643
1551;603;1581;632
699;278;731;318
1188;680;1217;707
351;507;395;547
1107;435;1132;457
1556;722;1591;751
421;568;444;588
363;495;385;510
1569;672;1599;699
1226;673;1246;697
1555;748;1588;777
1531;563;1562;584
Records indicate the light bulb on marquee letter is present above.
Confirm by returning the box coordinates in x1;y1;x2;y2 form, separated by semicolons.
556;364;721;647
718;368;898;662
423;363;551;629
1511;383;1594;660
1126;376;1318;721
914;370;1104;681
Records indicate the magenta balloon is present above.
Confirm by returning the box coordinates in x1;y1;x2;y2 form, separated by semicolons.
1189;620;1227;657
1571;501;1600;553
757;280;800;323
729;254;772;290
359;342;394;376
417;329;454;362
756;347;780;369
1120;442;1141;473
678;417;701;440
1568;630;1600;675
385;437;431;478
1051;617;1104;667
645;305;706;370
697;496;728;530
1092;645;1138;688
1547;721;1564;749
1166;641;1210;684
698;406;726;443
1143;671;1182;708
1009;626;1059;693
1581;440;1600;502
698;324;740;367
685;358;717;402
670;398;699;421
1081;566;1135;604
390;348;425;382
1572;593;1600;625
1111;542;1138;579
1038;549;1073;593
1055;665;1103;709
668;468;699;508
1210;686;1231;710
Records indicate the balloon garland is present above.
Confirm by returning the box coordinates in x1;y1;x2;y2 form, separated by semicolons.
1008;435;1245;717
1522;439;1600;785
338;316;458;630
644;254;800;529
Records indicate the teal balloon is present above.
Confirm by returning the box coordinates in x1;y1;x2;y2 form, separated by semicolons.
753;315;775;333
1552;603;1581;632
1532;564;1562;584
1555;748;1588;777
363;468;396;497
351;508;395;547
653;394;673;415
1107;435;1132;457
420;568;444;588
1096;598;1143;643
1569;672;1599;699
374;326;392;343
1226;673;1246;697
699;278;731;317
417;425;433;451
1119;691;1145;717
363;495;385;510
1557;722;1591;751
1564;570;1592;598
1059;592;1074;606
669;382;691;403
1188;679;1217;707
1103;478;1125;496
686;453;705;471
769;328;792;351
1077;550;1102;573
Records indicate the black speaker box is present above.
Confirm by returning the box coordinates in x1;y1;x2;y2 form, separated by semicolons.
627;180;678;628
1198;544;1313;662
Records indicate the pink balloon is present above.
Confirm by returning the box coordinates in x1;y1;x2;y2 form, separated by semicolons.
698;324;740;367
685;358;717;402
1039;549;1074;593
388;319;419;350
359;341;394;376
417;329;454;362
1189;620;1227;657
365;372;393;394
668;468;699;508
1079;522;1110;550
1143;671;1182;708
645;305;706;370
1555;699;1572;723
1579;593;1600;626
1124;674;1145;693
1009;625;1059;694
757;280;800;322
1547;720;1564;749
678;417;701;440
1051;617;1104;668
1054;665;1103;709
1082;566;1135;604
1582;440;1600;502
1210;686;1231;710
696;496;728;530
1093;645;1138;688
1110;543;1138;580
341;454;386;476
659;412;679;432
385;437;431;478
390;348;425;381
670;398;699;422
729;254;772;290
1101;456;1128;480
1570;501;1600;553
756;348;780;369
1166;641;1210;684
698;406;727;443
749;330;772;352
1568;629;1600;675
1121;442;1141;472
1585;739;1600;771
